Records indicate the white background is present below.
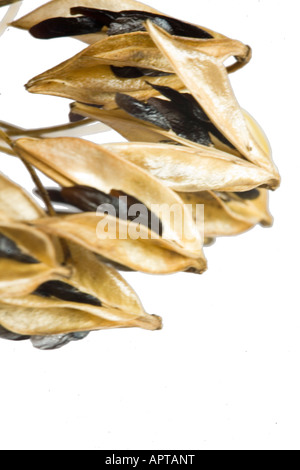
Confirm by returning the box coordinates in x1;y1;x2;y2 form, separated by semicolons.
0;0;298;451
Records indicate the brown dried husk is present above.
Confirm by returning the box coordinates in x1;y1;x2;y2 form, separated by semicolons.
0;174;162;334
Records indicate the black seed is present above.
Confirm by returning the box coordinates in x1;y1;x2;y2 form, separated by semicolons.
30;332;89;350
62;186;116;212
149;84;235;148
148;97;211;146
0;233;39;264
111;66;145;79
69;111;87;123
30;16;104;39
117;85;236;149
235;189;260;200
116;93;170;130
34;280;102;307
111;66;172;79
105;10;213;39
31;8;214;40
149;84;210;122
0;325;30;342
43;185;163;236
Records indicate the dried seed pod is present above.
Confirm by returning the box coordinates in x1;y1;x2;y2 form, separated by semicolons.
146;22;278;178
101;142;278;192
0;242;162;338
12;0;243;56
0;173;162;346
179;190;272;238
0;173;70;296
0;172;45;221
14;136;205;260
25;23;250;109
12;0;159;44
33;212;206;274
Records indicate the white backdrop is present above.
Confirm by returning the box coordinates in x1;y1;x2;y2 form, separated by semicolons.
0;0;298;451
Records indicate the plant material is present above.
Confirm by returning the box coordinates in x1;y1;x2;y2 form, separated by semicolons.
0;0;280;350
24;16;251;108
0;173;162;348
12;0;158;33
13;136;207;273
0;0;21;38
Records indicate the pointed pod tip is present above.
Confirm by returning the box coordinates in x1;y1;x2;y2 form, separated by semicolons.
134;314;163;331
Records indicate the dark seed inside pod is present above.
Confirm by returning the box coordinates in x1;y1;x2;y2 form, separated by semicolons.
69;111;88;123
116;85;236;149
40;186;163;237
34;280;102;307
30;16;105;39
70;8;214;39
149;84;235;148
148;97;211;145
115;93;170;130
30;7;213;40
234;189;260;200
30;332;90;350
116;92;211;146
0;325;30;341
110;66;172;79
0;233;39;264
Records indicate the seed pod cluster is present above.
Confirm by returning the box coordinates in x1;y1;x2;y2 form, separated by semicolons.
0;0;280;348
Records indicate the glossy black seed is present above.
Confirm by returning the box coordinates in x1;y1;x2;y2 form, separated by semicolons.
111;66;171;79
0;325;30;341
116;91;211;145
115;93;170;130
149;83;210;122
117;85;236;148
71;9;214;39
31;7;213;40
30;16;104;39
235;189;260;200
149;84;235;148
30;332;89;350
0;233;39;264
34;280;102;307
148;97;211;146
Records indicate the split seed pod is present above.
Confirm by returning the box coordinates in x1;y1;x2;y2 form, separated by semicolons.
24;7;251;109
0;173;162;349
12;0;251;76
12;0;159;44
14;136;207;274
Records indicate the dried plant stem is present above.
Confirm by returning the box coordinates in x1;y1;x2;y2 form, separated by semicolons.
0;119;111;140
0;1;21;38
19;157;56;217
1;128;70;261
19;156;71;263
0;144;15;156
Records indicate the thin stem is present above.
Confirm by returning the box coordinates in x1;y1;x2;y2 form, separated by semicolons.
1;129;56;216
0;1;22;38
0;119;100;138
20;157;57;217
19;157;71;264
0;129;72;264
0;144;15;156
